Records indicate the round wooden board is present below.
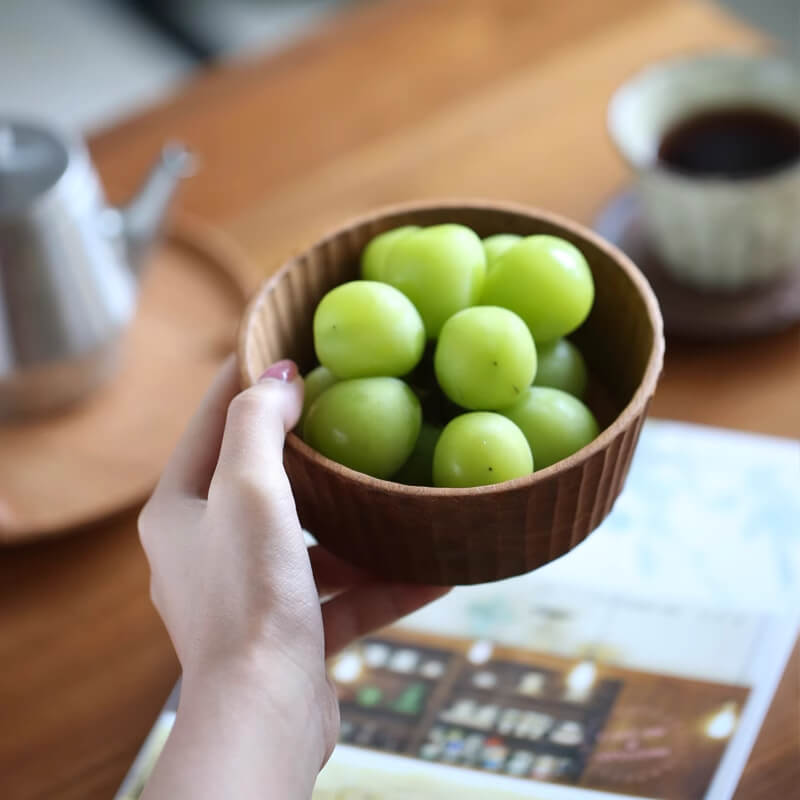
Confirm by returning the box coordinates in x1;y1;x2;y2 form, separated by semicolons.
0;216;252;544
594;189;800;341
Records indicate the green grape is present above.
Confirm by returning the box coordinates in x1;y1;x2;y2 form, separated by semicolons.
533;338;589;398
392;422;441;486
434;306;537;410
361;225;420;281
382;224;486;338
303;378;421;478
300;365;338;428
433;412;533;488
481;235;594;342
502;386;599;470
482;234;521;269
313;281;425;379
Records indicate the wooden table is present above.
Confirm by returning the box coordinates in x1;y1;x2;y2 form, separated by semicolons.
1;1;798;797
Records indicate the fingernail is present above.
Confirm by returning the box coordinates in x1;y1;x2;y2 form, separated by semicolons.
259;359;298;383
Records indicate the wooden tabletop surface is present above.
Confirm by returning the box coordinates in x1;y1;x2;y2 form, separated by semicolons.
1;1;798;797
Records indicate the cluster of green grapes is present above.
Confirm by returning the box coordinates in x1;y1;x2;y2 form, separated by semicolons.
299;224;599;488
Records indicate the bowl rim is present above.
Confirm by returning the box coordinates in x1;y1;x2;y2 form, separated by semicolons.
238;198;664;497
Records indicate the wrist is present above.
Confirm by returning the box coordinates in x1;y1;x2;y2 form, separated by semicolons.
179;652;338;782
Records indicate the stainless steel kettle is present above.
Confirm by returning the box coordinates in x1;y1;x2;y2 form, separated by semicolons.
0;118;193;420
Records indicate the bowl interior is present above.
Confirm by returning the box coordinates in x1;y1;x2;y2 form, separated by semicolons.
241;202;661;474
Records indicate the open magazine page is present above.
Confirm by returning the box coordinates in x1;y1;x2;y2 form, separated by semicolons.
116;421;800;800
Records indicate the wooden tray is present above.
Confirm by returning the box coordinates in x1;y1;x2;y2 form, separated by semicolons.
594;190;800;341
0;216;252;544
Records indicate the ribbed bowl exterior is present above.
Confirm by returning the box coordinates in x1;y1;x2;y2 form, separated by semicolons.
239;201;663;585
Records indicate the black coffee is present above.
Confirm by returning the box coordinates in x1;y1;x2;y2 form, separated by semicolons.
658;106;800;178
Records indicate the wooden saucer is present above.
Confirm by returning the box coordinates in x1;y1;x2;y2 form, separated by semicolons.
594;189;800;341
0;215;253;545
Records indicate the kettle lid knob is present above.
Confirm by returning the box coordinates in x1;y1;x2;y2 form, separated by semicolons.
0;119;70;216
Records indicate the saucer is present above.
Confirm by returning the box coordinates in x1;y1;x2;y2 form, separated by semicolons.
594;190;800;341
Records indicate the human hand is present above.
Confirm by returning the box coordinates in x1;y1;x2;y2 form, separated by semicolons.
138;357;447;799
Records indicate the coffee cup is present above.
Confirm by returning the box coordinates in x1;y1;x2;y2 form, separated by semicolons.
608;52;800;290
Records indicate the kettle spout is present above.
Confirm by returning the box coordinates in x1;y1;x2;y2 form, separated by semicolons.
121;143;195;275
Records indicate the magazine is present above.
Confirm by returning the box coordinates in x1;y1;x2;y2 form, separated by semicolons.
116;421;800;800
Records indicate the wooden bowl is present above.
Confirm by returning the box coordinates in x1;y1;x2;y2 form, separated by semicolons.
239;200;664;585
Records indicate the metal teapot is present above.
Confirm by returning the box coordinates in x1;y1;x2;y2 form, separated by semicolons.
0;118;193;420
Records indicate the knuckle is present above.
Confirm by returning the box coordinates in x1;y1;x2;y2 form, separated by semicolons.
213;462;289;508
226;390;258;422
229;470;272;507
227;385;278;424
209;467;265;510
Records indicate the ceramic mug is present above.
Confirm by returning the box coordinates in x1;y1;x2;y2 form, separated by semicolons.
608;52;800;290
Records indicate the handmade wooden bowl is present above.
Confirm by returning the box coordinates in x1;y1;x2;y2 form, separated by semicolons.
238;200;664;585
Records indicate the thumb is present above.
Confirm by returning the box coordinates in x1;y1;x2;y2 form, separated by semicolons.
209;360;304;495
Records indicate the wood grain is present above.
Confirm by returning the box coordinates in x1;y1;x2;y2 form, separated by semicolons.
1;0;797;798
239;200;663;584
0;218;250;543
